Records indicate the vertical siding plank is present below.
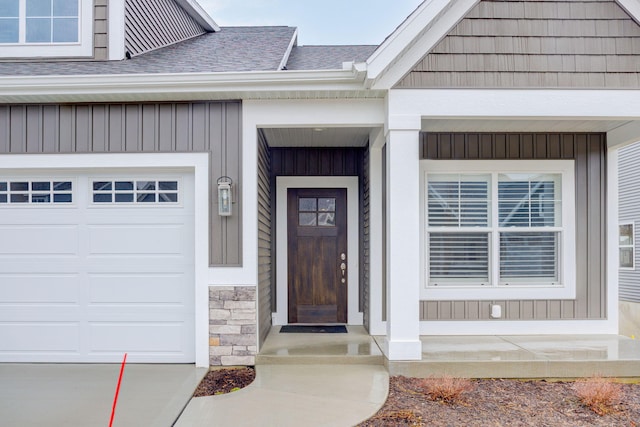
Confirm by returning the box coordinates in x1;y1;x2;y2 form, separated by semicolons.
574;135;589;318
494;134;506;158
158;104;174;151
0;106;8;152
91;105;107;152
107;104;125;152
25;105;42;153
507;134;520;158
480;134;493;158
9;105;26;153
58;106;73;153
75;105;91;152
124;104;140;152
467;134;480;159
141;104;158;152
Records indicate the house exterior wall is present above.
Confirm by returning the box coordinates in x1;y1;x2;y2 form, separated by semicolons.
124;0;206;57
257;131;272;347
619;142;640;303
0;101;242;266
421;132;607;321
618;142;640;338
396;0;640;88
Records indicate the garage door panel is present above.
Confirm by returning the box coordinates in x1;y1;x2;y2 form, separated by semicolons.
0;306;82;321
88;225;188;255
0;274;80;304
89;274;187;304
0;323;80;352
0;172;195;363
88;323;188;353
0;225;79;255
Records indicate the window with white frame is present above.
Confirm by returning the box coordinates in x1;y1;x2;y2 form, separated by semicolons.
0;0;92;57
422;160;576;300
619;223;634;269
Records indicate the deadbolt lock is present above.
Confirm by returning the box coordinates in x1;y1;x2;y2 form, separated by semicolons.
340;253;346;260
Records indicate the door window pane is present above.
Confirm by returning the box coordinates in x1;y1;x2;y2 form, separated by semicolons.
318;198;335;212
318;212;335;226
299;198;316;212
299;213;316;226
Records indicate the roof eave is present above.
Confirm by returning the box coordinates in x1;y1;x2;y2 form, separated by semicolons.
0;69;369;103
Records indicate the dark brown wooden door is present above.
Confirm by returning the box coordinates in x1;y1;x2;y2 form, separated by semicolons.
287;188;347;324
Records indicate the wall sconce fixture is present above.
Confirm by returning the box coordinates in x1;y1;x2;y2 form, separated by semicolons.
217;176;233;216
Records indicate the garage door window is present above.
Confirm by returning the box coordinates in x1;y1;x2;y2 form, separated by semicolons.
0;180;72;204
92;180;179;204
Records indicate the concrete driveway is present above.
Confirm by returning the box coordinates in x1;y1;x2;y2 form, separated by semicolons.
0;364;206;427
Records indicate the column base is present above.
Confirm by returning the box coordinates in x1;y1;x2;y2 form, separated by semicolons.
385;338;422;361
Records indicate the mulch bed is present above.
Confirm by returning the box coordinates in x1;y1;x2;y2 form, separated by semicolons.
358;376;640;426
193;368;640;425
192;367;255;397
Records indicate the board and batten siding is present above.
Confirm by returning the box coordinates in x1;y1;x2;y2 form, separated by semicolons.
397;0;640;88
0;101;242;267
269;147;367;314
362;146;371;330
125;0;206;57
619;142;640;302
257;131;272;347
421;132;607;321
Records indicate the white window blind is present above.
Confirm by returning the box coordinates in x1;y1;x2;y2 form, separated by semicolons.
426;170;564;288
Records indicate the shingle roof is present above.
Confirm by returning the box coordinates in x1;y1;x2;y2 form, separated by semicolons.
0;27;297;76
285;45;378;70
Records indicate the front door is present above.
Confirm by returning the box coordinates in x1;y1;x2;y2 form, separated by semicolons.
287;188;347;323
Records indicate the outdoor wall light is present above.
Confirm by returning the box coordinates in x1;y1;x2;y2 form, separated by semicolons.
217;176;233;216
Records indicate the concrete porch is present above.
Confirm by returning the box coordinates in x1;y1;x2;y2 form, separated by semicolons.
257;326;640;378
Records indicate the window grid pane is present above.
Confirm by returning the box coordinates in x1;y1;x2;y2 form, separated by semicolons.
500;232;558;282
428;175;489;227
0;179;72;205
92;180;178;204
429;232;489;284
498;175;560;227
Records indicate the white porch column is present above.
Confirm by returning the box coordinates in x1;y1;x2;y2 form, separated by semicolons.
385;116;422;360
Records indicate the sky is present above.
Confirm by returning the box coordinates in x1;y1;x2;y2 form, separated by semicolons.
197;0;424;46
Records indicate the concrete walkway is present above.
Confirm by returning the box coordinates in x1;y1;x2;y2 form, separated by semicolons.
175;364;389;427
0;364;206;427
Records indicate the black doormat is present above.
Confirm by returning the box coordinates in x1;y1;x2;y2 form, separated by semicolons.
280;325;348;333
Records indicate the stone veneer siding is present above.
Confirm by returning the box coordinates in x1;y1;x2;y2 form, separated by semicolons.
209;286;257;366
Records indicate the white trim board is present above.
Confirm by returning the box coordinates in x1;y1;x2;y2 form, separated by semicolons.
274;176;362;326
420;319;617;335
0;152;211;367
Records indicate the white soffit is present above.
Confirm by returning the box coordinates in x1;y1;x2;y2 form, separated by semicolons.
262;127;371;147
422;119;635;133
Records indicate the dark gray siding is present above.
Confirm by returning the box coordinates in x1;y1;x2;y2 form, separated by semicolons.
94;0;108;60
125;0;206;57
421;133;607;321
619;142;640;302
269;147;366;315
0;101;242;266
257;131;272;347
397;0;640;88
362;146;371;331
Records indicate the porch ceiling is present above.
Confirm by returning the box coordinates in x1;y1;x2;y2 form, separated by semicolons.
422;118;634;133
262;127;371;147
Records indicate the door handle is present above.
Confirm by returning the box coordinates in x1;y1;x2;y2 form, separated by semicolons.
340;262;346;276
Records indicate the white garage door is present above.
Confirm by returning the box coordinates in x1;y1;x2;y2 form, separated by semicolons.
0;171;195;363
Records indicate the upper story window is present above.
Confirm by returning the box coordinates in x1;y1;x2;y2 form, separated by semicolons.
0;0;92;58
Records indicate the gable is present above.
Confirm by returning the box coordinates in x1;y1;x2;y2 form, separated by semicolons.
395;0;640;88
125;0;208;57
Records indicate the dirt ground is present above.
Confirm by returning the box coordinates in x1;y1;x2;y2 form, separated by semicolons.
194;368;640;426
